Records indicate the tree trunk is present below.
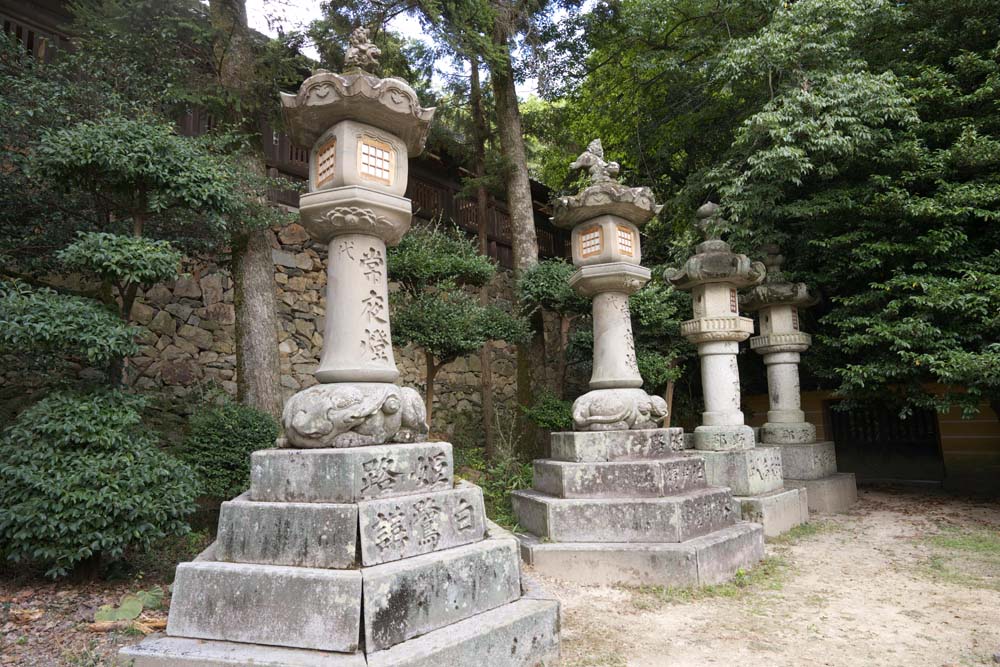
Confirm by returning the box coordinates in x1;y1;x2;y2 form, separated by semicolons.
210;0;283;419
664;379;675;428
425;351;441;427
470;58;498;459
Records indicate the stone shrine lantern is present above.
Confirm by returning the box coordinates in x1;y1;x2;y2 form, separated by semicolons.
553;139;667;429
122;27;560;667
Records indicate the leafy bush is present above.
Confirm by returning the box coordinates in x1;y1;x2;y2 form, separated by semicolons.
0;391;198;578
179;402;280;500
516;258;590;316
521;389;573;432
454;445;533;531
59;232;182;287
388;224;495;295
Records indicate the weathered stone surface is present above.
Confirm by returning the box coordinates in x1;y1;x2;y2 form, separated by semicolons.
358;483;486;566
279;223;311;245
178;324;213;350
166;561;361;652
736;487;809;538
362;536;521;651
532;456;706;498
173;276;202;298
517;522;764;588
148;310;176;336
694;447;785;496
145;283;172;305
200;274;225;306
760;421;817;445
119;637;366;666
692;424;756;451
571;387;665;430
769;441;838;481
272;249;300;268
511;487;737;543
160;359;201;386
366;599;559;667
787;472;857;514
131;301;155;325
550;427;684;463
214;493;357;569
250;443;454;503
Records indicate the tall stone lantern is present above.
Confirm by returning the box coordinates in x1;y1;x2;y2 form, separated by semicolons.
667;203;808;536
511;145;765;588
121;28;561;667
742;244;857;513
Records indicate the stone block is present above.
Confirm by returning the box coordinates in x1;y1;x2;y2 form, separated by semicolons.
736;487;809;538
694;447;785;496
358;483;486;566
692;424;755;451
250;443;453;503
511;487;737;543
517;522;763;588
531;456;706;498
119;637;366;667
768;441;838;480
362;535;521;651
214;493;357;569
788;472;857;513
166;561;361;652
760;421;816;445
366;599;560;667
549;427;684;463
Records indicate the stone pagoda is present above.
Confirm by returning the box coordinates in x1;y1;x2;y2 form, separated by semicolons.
122;27;559;667
511;143;764;587
666;203;808;536
741;244;857;513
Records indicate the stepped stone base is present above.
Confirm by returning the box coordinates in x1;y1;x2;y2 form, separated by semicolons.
692;448;784;496
516;522;764;588
736;487;809;538
764;441;837;480
788;472;857;513
550;427;685;462
119;637;366;666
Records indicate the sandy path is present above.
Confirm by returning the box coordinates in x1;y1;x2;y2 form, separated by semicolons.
541;489;1000;667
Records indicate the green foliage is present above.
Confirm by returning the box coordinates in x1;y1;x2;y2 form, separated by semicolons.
0;280;138;367
454;445;533;531
94;586;164;622
178;402;280;500
520;389;574;432
0;391;198;578
59;232;182;288
516;258;591;316
388;225;496;296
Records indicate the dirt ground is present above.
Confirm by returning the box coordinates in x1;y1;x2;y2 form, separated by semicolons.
545;488;1000;667
1;488;998;666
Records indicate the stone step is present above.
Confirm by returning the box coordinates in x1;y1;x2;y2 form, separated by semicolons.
358;482;487;566
214;493;358;569
166;561;362;653
362;533;521;652
119;637;366;666
550;427;685;462
532;456;707;498
251;442;454;503
735;486;809;537
511;487;739;543
689;446;785;496
366;598;560;667
787;472;857;514
766;441;838;480
516;522;764;588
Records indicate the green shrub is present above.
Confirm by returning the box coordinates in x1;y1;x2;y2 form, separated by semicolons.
179;402;280;500
0;391;198;578
521;389;573;432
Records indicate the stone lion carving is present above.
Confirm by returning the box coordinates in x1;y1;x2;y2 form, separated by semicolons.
572;388;668;432
345;26;381;71
282;383;428;448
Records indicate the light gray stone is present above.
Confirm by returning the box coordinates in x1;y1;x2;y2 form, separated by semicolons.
511;487;737;543
692;424;756;451
694;447;785;496
362;536;521;651
760;421;817;445
272;249;300;268
119;637;365;667
358;483;486;566
768;441;838;480
517;522;764;588
200;274;225;306
736;487;809;538
250;442;454;503
166;561;361;652
787;472;857;513
550;427;685;462
214;493;357;569
532;456;706;498
148;310;176;336
366;598;559;667
571;387;666;431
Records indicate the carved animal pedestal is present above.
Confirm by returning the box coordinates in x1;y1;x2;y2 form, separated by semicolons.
742;245;857;513
666;204;808;537
121;28;559;667
511;144;764;587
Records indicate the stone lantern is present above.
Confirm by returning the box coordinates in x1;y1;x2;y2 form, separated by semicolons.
510;144;765;588
122;27;560;667
742;244;857;513
667;203;808;536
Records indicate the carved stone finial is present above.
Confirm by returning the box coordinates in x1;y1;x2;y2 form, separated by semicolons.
693;201;724;241
761;243;785;283
345;26;381;71
569;138;620;185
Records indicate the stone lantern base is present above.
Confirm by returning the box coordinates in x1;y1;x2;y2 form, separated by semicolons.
510;428;765;587
121;442;560;667
763;440;858;513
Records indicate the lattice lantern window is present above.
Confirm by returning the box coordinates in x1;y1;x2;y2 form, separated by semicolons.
729;288;738;314
579;225;603;258
792;307;800;331
359;136;394;185
315;138;337;188
616;225;635;257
